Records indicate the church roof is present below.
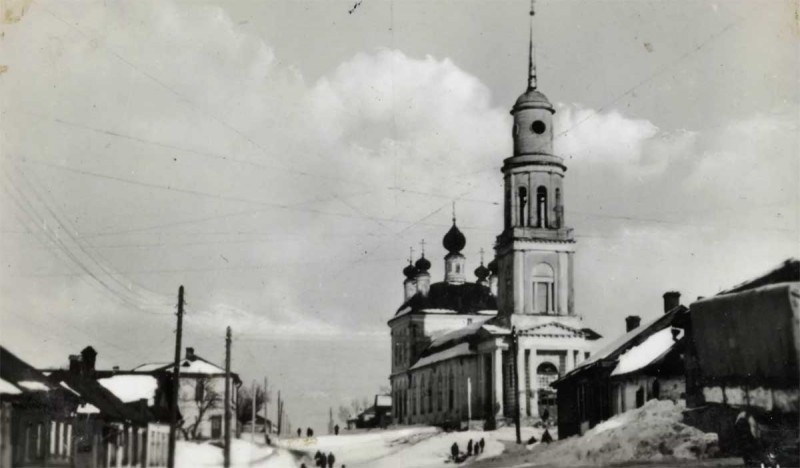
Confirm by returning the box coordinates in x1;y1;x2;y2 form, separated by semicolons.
512;89;554;112
395;281;497;316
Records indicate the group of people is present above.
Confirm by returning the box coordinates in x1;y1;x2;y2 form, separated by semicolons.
297;427;315;438
299;450;341;468
450;438;485;462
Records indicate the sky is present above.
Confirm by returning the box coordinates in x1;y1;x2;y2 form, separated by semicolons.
0;0;797;432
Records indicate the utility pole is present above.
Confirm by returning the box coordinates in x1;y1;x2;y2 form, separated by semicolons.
511;326;521;444
467;377;472;426
224;326;231;468
264;377;272;440
167;285;184;468
251;380;256;440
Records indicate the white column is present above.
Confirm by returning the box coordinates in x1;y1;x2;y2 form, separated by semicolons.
492;348;504;418
529;349;540;418
514;250;525;314
558;251;569;315
566;348;576;372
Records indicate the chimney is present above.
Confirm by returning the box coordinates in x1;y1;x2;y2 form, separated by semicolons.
625;315;641;332
80;346;97;374
186;347;195;360
663;291;681;313
68;355;82;374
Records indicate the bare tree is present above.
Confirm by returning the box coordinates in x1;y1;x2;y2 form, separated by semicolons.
236;383;269;424
337;405;350;424
186;377;221;440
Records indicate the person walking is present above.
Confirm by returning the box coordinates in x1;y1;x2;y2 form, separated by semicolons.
334;424;340;435
467;439;473;456
297;427;302;438
450;442;459;461
479;438;485;452
542;429;553;443
307;427;314;437
327;452;335;468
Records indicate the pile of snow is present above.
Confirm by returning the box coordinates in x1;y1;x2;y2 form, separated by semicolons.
527;399;718;466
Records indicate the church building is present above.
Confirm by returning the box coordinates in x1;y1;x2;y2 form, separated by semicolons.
388;5;601;427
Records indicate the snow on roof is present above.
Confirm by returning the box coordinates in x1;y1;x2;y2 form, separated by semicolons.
77;403;100;414
17;380;50;392
611;327;683;376
0;378;21;395
411;343;474;370
59;381;81;397
132;362;170;372
375;395;392;407
134;358;224;375
98;375;159;405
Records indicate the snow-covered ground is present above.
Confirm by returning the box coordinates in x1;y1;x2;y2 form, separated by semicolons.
175;425;546;468
175;401;719;468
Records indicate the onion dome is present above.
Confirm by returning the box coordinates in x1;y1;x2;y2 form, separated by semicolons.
442;223;466;254
487;258;498;276
403;262;417;279
474;263;490;281
414;255;431;273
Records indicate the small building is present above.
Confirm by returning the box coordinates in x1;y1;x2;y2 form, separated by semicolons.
350;395;392;429
130;347;241;440
1;345;75;467
46;346;171;468
552;292;688;438
683;258;799;457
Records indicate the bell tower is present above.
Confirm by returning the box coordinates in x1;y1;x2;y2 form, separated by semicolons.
495;0;577;328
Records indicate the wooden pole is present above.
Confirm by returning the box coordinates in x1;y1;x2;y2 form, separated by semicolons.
224;326;231;467
251;380;256;440
167;285;184;468
512;326;521;444
263;377;268;437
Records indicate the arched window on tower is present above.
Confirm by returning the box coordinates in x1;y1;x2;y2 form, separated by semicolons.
536;186;548;228
532;263;556;314
518;186;528;226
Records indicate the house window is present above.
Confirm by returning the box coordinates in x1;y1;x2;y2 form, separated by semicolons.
195;380;205;402
532;263;556;314
210;416;222;439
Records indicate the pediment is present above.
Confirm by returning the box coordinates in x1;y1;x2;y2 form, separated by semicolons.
519;322;584;338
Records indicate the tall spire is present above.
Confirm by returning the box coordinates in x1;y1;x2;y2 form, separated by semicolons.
452;201;457;224
527;0;537;90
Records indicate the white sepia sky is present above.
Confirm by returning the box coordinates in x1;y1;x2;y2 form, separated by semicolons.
1;0;797;431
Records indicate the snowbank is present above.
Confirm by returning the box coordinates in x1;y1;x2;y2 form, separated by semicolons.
176;439;295;468
526;399;718;466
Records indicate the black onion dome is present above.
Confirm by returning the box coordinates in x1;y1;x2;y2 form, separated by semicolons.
487;258;498;275
442;223;466;253
474;263;490;280
414;255;431;272
403;263;417;279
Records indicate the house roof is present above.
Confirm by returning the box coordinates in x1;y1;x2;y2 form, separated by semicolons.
0;346;57;398
718;258;799;295
610;327;684;377
555;305;688;384
395;281;497;317
375;395;392;407
132;355;241;383
47;369;152;424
